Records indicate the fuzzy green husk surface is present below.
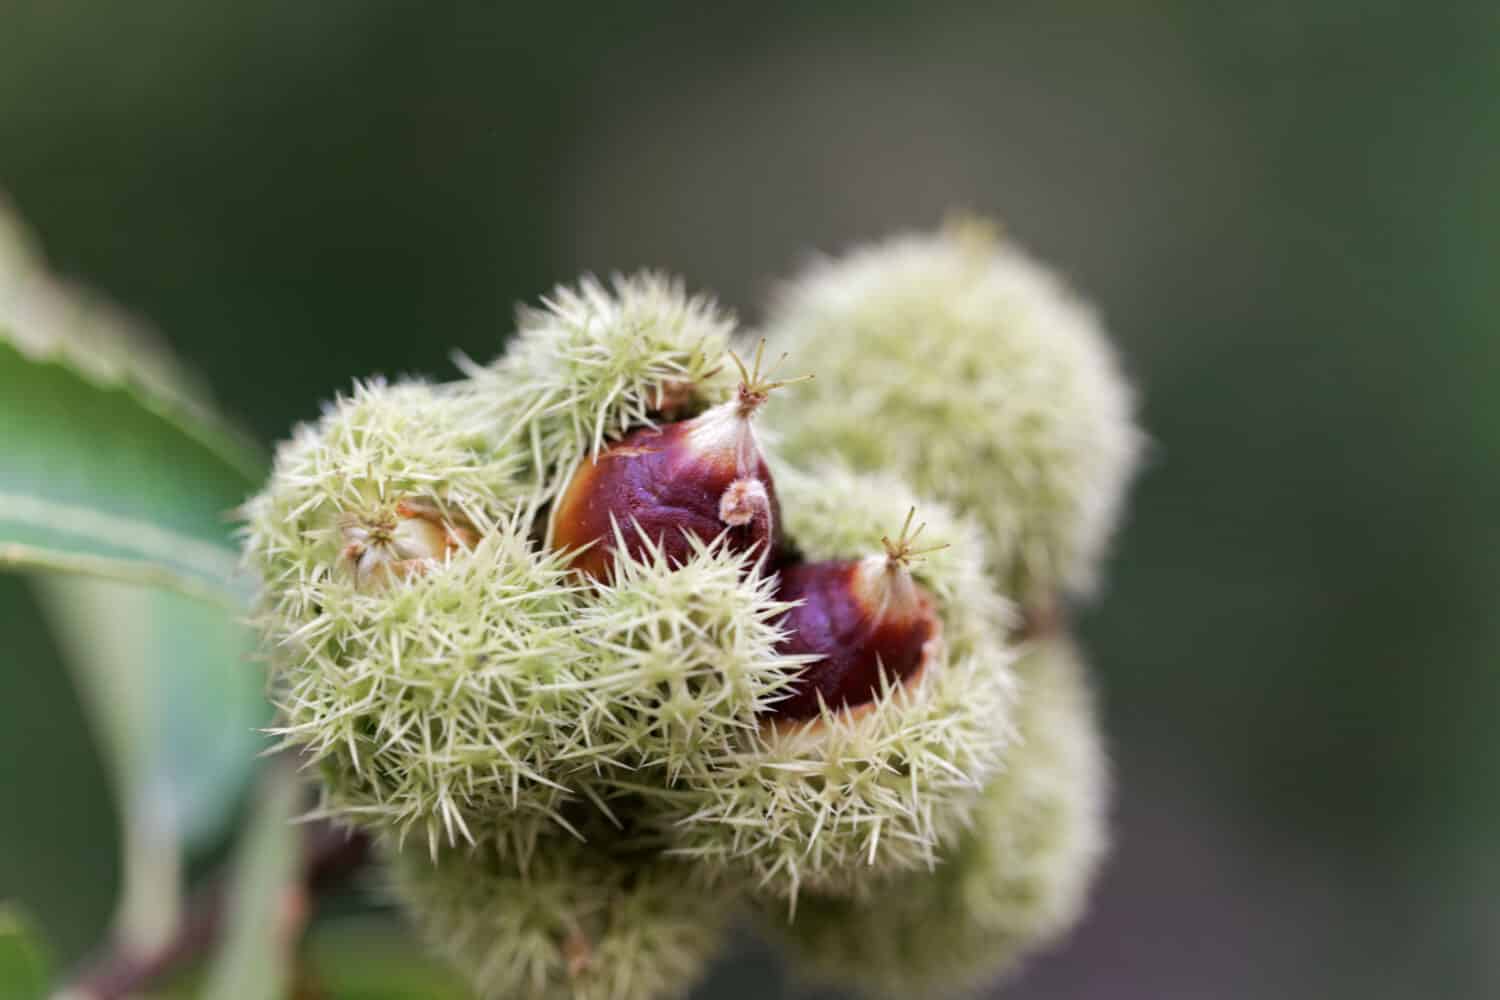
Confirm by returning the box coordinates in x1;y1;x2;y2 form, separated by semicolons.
763;221;1142;602
391;834;730;1000
653;463;1017;903
763;637;1108;998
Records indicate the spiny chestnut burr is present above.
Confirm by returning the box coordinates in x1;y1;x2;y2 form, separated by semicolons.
763;639;1107;997
768;509;947;721
550;340;809;581
340;498;478;587
761;221;1143;601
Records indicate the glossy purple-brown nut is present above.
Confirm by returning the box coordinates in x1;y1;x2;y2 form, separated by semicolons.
767;518;946;720
550;418;782;581
550;342;807;581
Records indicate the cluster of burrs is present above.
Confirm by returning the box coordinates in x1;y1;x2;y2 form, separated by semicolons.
241;220;1141;1000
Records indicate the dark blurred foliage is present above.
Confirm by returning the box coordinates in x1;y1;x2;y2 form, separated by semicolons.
1;2;1496;997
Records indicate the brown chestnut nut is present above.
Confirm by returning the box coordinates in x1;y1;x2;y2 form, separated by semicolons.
768;510;947;721
550;341;808;581
340;498;479;588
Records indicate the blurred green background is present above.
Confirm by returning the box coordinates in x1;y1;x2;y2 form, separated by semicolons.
2;2;1497;997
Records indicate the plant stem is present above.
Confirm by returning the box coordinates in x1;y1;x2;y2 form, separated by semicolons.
60;820;369;1000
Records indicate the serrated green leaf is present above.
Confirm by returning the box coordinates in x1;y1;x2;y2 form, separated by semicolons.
32;576;267;847
0;904;52;1000
0;338;258;606
32;575;269;954
2;196;273;975
200;767;301;1000
0;196;264;606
